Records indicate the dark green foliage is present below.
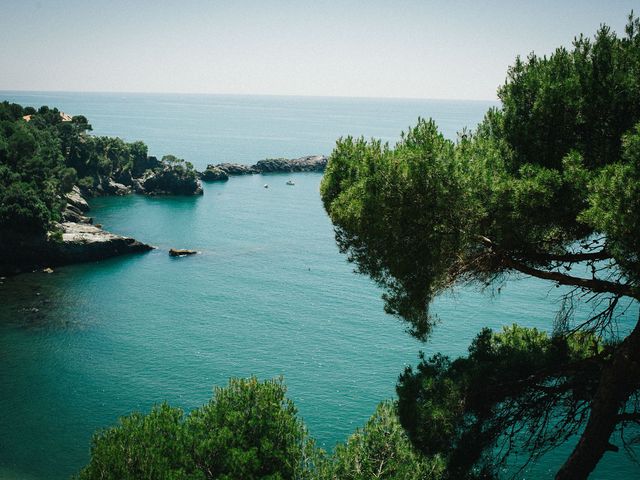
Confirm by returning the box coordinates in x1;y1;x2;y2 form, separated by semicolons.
130;142;158;177
77;403;198;480
321;120;464;339
0;181;53;233
330;401;444;479
397;326;603;477
0;102;69;235
78;377;318;480
186;377;313;479
78;378;441;480
0;100;196;240
498;15;640;171
321;15;640;478
580;124;640;284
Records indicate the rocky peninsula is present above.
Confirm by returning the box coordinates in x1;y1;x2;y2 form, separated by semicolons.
0;186;153;275
84;155;203;197
199;155;327;182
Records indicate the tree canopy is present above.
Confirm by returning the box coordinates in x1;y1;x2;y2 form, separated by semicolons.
0;101;198;241
321;14;640;479
77;377;439;480
78;377;316;480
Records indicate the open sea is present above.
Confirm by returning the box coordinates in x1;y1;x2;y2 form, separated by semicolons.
0;91;637;479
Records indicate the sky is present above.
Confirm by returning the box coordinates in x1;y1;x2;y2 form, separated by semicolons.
0;0;637;100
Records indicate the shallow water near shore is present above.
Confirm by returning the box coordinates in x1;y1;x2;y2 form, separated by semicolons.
0;92;638;478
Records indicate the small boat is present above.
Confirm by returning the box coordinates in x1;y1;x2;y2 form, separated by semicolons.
286;180;295;186
263;184;269;188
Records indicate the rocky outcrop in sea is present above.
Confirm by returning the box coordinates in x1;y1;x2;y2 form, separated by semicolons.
253;155;328;173
133;164;203;196
82;156;203;197
2;154;326;275
199;155;327;181
55;222;153;262
200;166;229;182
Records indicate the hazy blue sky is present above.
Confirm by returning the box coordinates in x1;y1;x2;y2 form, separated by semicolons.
0;1;637;99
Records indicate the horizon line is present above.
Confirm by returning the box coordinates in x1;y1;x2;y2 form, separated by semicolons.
0;88;500;104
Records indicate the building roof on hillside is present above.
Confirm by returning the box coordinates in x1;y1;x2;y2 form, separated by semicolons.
22;112;73;122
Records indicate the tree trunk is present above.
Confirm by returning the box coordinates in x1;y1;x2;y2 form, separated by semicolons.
555;318;640;480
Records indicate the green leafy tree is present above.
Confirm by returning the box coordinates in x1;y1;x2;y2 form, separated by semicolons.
77;403;198;480
186;377;317;479
0;181;52;233
77;377;320;480
330;401;444;480
78;377;446;480
320;14;640;479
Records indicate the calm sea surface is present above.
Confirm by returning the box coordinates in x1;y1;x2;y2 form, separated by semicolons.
0;92;637;479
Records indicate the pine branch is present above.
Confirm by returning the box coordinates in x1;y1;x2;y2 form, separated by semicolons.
478;236;638;300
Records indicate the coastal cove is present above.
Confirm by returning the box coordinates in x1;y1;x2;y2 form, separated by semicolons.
1;93;639;479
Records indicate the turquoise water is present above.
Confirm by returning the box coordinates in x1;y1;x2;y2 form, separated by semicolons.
0;92;638;479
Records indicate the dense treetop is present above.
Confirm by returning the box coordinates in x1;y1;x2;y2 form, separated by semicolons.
77;377;441;480
0;102;198;237
321;14;640;479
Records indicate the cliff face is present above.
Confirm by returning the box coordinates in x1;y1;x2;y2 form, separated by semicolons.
0;223;153;275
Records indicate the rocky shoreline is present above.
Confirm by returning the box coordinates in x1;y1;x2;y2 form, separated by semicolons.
0;187;154;276
199;155;327;182
0;223;153;276
1;155;326;276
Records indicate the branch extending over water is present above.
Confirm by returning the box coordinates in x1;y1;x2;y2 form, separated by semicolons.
478;236;639;301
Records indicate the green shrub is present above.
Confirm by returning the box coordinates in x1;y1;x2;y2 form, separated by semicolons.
77;377;318;480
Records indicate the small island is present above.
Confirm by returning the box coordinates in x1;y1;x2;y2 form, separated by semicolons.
199;155;328;181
